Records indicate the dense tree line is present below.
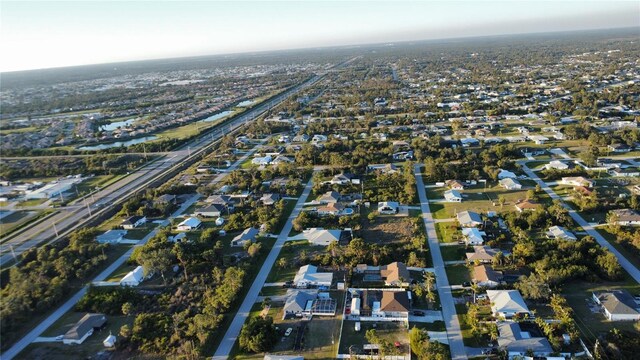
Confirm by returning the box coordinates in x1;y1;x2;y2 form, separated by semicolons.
0;154;149;179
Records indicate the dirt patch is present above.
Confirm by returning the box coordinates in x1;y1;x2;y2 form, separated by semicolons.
361;217;415;244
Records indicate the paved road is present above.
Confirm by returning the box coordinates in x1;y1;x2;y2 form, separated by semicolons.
519;162;640;283
414;164;467;360
2;195;201;360
0;71;328;266
213;175;315;359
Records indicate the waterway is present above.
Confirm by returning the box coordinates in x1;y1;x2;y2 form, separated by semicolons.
100;119;135;131
198;110;235;123
78;136;158;151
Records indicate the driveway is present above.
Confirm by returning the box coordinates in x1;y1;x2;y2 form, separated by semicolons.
519;162;640;283
414;165;467;360
213;176;315;358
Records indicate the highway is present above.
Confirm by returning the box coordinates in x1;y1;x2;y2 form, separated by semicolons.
0;69;329;267
414;164;467;360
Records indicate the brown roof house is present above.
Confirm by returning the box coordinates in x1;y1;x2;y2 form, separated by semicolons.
514;199;540;212
466;246;501;263
372;291;411;319
473;265;503;288
380;262;411;286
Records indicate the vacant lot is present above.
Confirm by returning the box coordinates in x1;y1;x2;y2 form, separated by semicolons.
445;264;471;285
425;184;530;219
361;215;415;244
339;321;409;356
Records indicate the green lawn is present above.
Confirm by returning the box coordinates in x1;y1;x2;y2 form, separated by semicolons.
16;199;47;207
266;240;314;283
595;228;640;270
440;245;466;262
445;264;471;285
338;321;410;355
426;184;530;219
434;222;460;243
409;321;446;332
457;314;493;348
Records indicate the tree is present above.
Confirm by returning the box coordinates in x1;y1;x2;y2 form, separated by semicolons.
515;273;551;300
247;242;262;258
121;302;134;316
409;326;450;360
277;257;288;269
238;316;278;353
138;247;174;285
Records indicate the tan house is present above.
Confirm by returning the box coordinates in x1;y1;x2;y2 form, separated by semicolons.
380;262;411;286
473;265;503;288
514;199;540;212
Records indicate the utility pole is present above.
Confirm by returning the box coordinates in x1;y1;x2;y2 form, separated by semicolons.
85;198;93;216
53;222;59;237
9;244;17;262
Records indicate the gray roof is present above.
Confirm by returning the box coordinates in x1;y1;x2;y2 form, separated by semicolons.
233;227;259;242
63;313;106;341
497;322;553;354
596;290;640;315
457;211;482;226
283;291;317;313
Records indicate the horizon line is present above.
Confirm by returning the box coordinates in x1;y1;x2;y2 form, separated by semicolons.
2;25;639;75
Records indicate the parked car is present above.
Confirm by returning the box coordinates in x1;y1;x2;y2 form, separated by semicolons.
413;310;425;316
285;328;293;337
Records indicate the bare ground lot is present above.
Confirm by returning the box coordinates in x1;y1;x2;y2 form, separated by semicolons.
361;215;415;244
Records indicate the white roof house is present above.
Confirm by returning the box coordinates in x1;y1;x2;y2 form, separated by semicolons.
499;178;522;190
487;290;531;319
546;225;577;241
231;227;259;247
293;265;333;288
120;266;145;287
544;160;569;170
444;189;463;202
103;334;117;348
457;211;482;227
252;155;273;165
497;169;517;179
96;230;127;244
176;217;202;231
378;201;400;214
462;227;486;245
302;228;342;246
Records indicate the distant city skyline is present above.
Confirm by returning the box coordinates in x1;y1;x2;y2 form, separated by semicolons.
1;0;638;72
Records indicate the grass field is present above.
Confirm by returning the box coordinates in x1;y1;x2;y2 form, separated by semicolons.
266;240;314;283
440;245;466;262
15;198;47;207
434;222;460;243
0;126;38;135
338;321;409;356
445;264;471;285
425;184;530;219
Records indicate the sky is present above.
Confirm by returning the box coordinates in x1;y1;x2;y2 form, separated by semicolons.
1;1;639;72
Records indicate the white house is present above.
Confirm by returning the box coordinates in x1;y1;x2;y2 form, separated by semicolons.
120;266;145;287
312;134;328;143
544;160;569;170
121;216;146;230
444;189;463;202
457;210;482;227
96;230;127;244
593;290;640;321
103;334;117;348
301;228;342;246
378;201;400;215
231;227;259;247
609;209;640;226
487;290;531;319
252;155;273;166
293;265;333;288
559;176;594;188
497;322;553;359
351;297;361;316
609;167;640;177
497;169;517;179
499;178;522;190
176;217;202;231
546;225;577;241
372;291;411;319
462;227;486;245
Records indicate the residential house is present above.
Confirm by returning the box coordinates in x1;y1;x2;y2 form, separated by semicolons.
293;264;333;288
543;160;569;170
473;265;503;288
120;266;145;287
231;227;259;247
466;246;501;263
593;290;640;321
497;322;553;359
121;216;146;230
176;217;202;231
609;209;640;226
302;228;343;246
195;204;225;217
497;169;517;179
462;227;486;245
460;137;480;147
330;173;354;185
260;193;281;206
514;199;540;212
372;291;411;319
62;313;107;345
156;194;177;205
317;202;346;216
444;189;463;202
609;167;640;177
487;290;531;319
96;230;127;244
311;134;328;143
283;291;317;319
546;225;577;241
608;143;632;153
367;163;399;174
457;210;482;227
378;201;400;215
319;190;341;204
446;180;465;190
499;178;522;190
559;176;594;188
380;262;411;286
264;355;304;360
392;151;414;160
293;134;310;142
252;155;273;166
